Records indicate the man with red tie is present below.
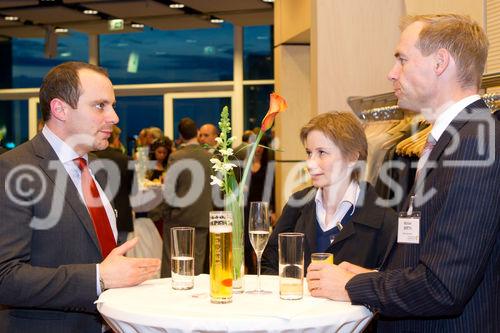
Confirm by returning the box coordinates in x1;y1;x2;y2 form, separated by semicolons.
0;62;161;333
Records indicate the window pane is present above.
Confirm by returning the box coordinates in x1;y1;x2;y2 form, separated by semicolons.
12;31;89;88
173;98;231;140
100;24;233;85
244;84;274;131
243;26;273;80
115;96;163;154
0;100;28;149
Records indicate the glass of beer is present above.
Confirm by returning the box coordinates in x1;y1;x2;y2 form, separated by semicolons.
311;252;333;265
278;232;304;300
209;211;233;304
170;227;195;290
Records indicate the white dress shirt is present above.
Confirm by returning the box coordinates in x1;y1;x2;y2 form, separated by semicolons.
42;126;117;295
315;181;360;232
431;94;481;141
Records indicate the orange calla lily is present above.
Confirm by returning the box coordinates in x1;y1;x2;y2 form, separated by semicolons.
260;92;287;132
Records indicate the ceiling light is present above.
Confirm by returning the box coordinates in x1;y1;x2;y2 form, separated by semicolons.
4;16;19;21
131;23;144;29
262;0;274;2
210;18;224;24
83;9;98;15
54;27;68;33
169;3;185;9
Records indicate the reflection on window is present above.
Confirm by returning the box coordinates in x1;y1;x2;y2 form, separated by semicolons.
100;24;234;84
0;100;28;148
12;31;89;88
173;98;231;140
244;84;274;131
243;26;273;80
114;96;163;154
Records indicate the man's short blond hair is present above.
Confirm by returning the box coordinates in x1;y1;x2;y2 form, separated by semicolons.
401;14;489;89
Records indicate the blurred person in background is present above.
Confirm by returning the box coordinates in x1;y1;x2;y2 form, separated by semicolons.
147;137;173;183
198;123;218;152
150;118;213;276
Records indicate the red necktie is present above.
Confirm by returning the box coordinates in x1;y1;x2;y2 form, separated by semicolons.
74;157;116;258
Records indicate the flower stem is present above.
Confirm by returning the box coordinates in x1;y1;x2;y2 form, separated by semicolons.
238;130;264;203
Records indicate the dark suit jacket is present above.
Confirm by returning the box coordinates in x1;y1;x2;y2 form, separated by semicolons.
154;143;214;276
0;134;108;333
94;147;134;233
346;100;500;332
262;182;398;274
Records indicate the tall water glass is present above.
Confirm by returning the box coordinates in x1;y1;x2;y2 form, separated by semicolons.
209;211;233;304
278;232;304;300
170;227;195;290
247;201;271;294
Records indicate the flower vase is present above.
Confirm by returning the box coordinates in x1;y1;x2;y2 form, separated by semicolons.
225;197;245;293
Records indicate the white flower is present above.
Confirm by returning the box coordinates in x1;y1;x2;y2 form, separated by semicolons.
210;175;223;187
223;162;237;171
219;148;233;156
215;137;223;145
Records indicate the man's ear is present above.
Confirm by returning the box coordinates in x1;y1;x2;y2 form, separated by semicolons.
434;48;450;76
49;98;67;121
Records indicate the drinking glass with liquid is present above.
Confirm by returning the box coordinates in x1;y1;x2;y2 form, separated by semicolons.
248;201;271;294
209;211;233;304
311;252;333;265
170;227;195;290
278;232;304;300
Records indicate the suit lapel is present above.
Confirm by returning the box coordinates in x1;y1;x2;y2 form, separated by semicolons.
32;134;102;254
408;100;487;202
300;200;317;253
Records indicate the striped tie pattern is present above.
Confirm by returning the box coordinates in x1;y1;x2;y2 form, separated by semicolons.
415;134;437;182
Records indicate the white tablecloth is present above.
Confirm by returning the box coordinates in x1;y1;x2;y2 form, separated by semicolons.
96;275;372;333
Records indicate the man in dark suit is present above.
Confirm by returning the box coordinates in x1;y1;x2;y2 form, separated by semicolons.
94;125;134;244
0;62;160;333
306;14;499;332
153;117;214;277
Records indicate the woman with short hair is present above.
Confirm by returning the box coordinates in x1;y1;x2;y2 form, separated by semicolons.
262;111;397;274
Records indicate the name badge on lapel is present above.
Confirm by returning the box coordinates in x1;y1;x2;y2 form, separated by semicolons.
398;196;420;244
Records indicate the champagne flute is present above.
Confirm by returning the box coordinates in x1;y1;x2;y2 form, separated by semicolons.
247;201;271;294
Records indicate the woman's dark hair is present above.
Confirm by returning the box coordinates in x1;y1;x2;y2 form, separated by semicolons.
149;136;173;168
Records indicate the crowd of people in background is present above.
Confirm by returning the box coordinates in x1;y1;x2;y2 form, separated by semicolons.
99;119;276;275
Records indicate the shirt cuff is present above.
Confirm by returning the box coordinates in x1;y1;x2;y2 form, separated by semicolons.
96;264;102;295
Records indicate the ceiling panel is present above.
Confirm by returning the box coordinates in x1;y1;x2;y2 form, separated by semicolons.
0;1;274;38
63;0;115;3
0;25;46;38
2;6;97;24
218;9;273;26
86;0;180;18
136;15;218;30
0;1;37;9
0;21;23;28
66;20;140;35
181;0;272;13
